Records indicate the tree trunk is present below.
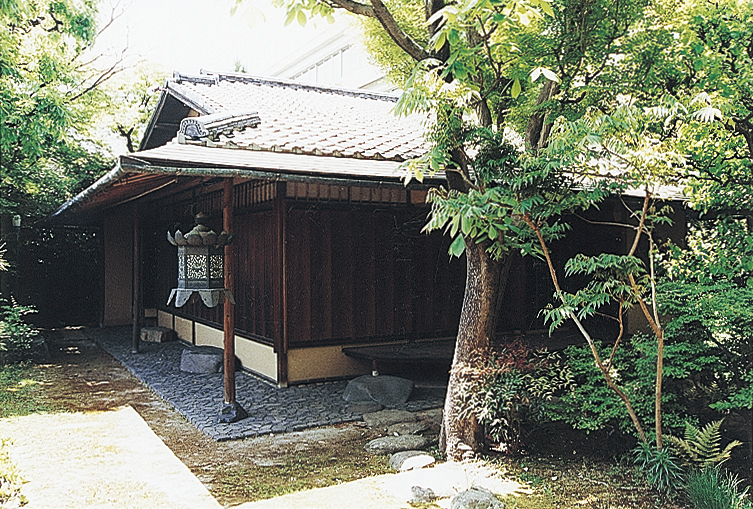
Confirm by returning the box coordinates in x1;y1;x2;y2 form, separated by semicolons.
525;79;559;152
440;240;508;460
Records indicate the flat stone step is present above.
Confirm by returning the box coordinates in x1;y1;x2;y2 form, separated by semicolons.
365;435;430;454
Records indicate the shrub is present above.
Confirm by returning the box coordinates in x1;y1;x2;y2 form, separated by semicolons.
0;301;38;365
658;218;753;421
633;441;685;493
456;341;573;454
685;468;753;509
549;330;734;440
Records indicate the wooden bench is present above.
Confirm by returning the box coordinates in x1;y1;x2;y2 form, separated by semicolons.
343;338;455;376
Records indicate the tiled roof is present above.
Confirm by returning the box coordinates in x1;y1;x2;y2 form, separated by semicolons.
164;71;428;162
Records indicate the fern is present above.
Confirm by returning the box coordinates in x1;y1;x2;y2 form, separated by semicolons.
667;420;743;469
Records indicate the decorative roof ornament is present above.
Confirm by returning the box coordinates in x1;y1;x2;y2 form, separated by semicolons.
178;110;261;142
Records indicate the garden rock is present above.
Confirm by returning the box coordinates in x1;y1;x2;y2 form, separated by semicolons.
343;374;414;407
387;421;428;436
362;409;417;428
365;435;429;454
180;346;223;373
451;486;505;509
140;326;176;343
410;486;437;504
389;450;435;471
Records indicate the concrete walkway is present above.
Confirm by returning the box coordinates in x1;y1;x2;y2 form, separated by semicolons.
0;406;221;509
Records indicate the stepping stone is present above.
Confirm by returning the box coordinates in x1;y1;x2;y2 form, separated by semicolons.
451;486;505;509
389;450;436;471
362;409;417;428
180;346;223;373
343;375;413;407
387;421;428;436
365;435;429;454
140;326;176;343
347;402;384;414
411;486;437;504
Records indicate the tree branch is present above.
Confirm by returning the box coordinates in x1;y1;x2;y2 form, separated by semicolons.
327;0;376;17
369;0;430;61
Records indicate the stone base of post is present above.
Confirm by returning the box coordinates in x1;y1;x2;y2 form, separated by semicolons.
218;401;248;423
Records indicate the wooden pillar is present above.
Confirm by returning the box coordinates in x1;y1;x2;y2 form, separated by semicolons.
131;203;141;354
274;182;289;387
223;178;236;404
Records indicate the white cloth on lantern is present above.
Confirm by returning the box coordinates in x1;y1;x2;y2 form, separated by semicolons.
167;289;235;308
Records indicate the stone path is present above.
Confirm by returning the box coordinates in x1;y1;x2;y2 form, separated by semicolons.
96;327;445;441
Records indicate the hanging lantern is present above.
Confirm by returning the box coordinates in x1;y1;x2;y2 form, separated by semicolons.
166;212;235;308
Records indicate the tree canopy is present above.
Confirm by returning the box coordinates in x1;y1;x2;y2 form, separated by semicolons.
0;0;119;219
262;0;753;458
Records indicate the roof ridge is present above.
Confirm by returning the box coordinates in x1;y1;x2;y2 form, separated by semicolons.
169;70;400;103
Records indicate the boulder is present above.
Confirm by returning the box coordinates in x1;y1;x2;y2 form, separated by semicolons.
362;409;417;428
389;450;436;471
140;326;177;343
410;486;437;504
343;375;413;407
451;486;505;509
387;421;428;436
365;435;429;454
180;346;223;373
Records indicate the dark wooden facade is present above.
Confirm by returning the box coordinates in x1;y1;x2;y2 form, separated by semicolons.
141;179;467;356
134;176;685;384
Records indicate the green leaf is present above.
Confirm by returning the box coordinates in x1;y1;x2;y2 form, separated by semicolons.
511;78;521;98
449;235;466;257
539;0;554;16
297;9;307;26
461;215;472;235
284;8;296;25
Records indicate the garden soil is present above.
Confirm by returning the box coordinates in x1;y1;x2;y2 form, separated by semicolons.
0;328;525;508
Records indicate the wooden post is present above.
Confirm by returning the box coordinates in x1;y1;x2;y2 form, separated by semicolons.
219;178;247;423
223;178;236;404
131;203;141;354
274;182;289;387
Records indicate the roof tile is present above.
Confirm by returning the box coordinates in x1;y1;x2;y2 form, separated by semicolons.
166;72;428;162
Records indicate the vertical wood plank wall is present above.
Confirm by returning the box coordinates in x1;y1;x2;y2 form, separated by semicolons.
285;206;465;346
143;183;685;353
153;194;466;347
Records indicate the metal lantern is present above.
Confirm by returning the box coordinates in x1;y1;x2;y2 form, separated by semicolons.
177;244;224;290
166;212;235;308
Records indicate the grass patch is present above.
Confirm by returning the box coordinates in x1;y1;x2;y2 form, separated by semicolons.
211;441;390;502
0;364;58;418
488;455;673;509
